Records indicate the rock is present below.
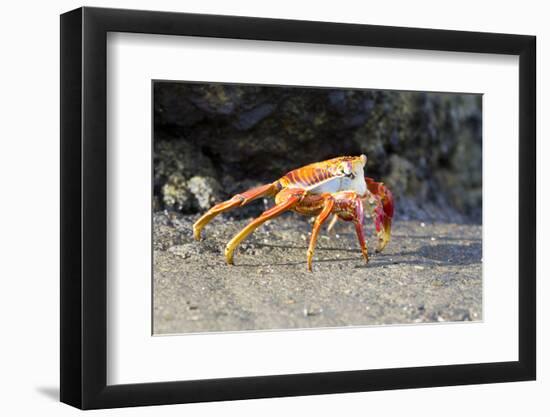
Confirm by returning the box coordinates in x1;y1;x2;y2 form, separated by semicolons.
160;172;221;214
154;139;215;182
167;244;193;259
233;103;276;130
153;82;482;221
303;306;324;317
162;174;193;211
187;176;221;211
386;154;421;198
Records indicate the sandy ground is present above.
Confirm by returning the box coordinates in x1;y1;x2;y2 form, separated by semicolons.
153;212;482;334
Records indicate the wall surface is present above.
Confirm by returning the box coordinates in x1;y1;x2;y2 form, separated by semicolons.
0;0;546;415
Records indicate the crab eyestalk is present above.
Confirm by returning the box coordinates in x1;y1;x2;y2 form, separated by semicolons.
365;177;394;252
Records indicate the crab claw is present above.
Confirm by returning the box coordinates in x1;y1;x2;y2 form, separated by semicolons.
365;177;394;252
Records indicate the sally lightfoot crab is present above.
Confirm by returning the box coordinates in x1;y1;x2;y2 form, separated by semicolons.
193;155;394;271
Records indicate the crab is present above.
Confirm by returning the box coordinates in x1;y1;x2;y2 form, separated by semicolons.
193;154;394;271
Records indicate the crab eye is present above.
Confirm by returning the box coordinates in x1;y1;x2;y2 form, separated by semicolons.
342;164;352;176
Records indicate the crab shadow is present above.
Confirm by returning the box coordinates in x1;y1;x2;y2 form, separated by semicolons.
416;242;482;264
235;241;481;269
355;242;482;269
392;233;481;243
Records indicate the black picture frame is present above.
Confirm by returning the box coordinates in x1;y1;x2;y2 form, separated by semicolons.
60;6;536;410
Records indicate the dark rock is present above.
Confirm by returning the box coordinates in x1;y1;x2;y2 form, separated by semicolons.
153;82;482;222
233;103;276;130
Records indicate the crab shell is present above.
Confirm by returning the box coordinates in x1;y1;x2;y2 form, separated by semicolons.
278;154;368;196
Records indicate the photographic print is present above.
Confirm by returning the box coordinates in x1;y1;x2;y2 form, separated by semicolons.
60;8;536;407
152;81;482;335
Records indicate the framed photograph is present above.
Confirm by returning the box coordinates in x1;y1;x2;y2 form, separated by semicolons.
60;6;536;409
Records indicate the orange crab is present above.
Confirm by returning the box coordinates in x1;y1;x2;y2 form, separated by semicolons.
193;155;394;271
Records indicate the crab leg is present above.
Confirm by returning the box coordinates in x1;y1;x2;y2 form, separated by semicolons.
193;182;278;240
352;197;369;263
331;191;369;264
224;189;305;265
365;177;394;252
306;196;335;271
326;214;339;233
